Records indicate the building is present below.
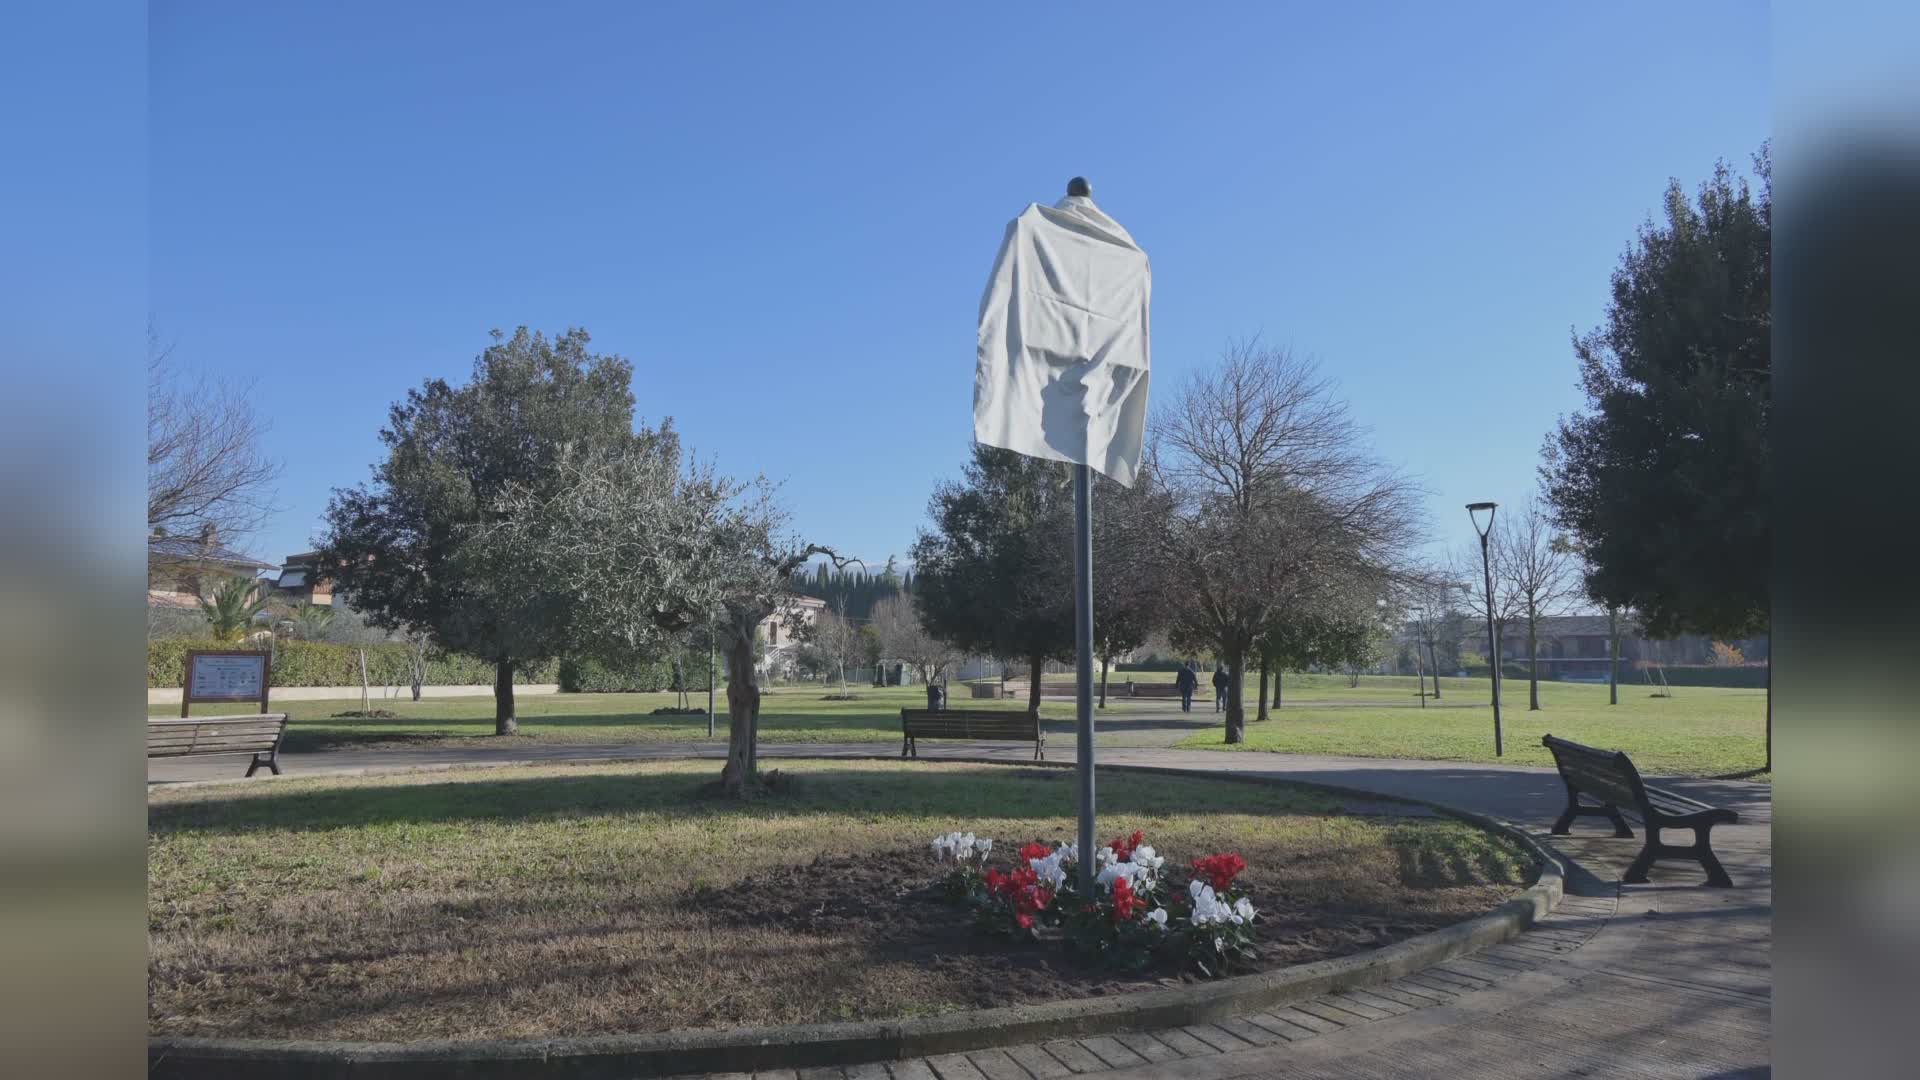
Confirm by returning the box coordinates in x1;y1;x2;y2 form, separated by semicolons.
269;551;335;607
755;595;828;679
1475;615;1769;681
147;529;277;609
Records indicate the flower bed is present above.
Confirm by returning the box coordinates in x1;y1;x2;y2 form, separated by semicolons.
934;829;1260;977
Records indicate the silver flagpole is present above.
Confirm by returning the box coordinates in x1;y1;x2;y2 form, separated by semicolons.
1073;460;1096;894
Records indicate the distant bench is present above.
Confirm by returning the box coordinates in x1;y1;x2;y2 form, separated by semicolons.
1542;734;1738;887
147;714;289;777
900;708;1045;760
1126;682;1184;700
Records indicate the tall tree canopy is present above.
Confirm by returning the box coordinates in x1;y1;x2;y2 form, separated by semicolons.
1542;148;1770;642
317;327;640;734
910;446;1076;714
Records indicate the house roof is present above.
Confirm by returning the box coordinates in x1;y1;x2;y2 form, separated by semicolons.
148;535;277;571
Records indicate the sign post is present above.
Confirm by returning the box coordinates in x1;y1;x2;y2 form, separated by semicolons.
181;650;272;716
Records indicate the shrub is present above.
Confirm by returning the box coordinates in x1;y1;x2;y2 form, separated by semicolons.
558;656;674;693
148;638;557;688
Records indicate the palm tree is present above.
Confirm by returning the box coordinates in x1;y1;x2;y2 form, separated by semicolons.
291;602;336;641
199;576;268;641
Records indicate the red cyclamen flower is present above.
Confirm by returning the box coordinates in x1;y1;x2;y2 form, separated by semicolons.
1019;842;1053;862
1108;829;1146;861
1111;876;1139;921
1191;852;1248;891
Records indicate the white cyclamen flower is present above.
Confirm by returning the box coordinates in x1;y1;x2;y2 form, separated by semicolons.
1096;860;1143;887
975;837;993;856
1234;896;1256;922
1190;879;1209;902
1146;907;1168;929
1133;845;1163;873
1031;853;1067;889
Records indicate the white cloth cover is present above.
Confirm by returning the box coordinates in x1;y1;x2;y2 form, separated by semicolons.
974;194;1151;486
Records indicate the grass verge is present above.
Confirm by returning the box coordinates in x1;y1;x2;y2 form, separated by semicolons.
148;759;1530;1040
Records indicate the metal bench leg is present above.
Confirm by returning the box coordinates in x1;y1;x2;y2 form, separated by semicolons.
245;754;263;778
1551;793;1579;835
1624;826;1659;884
902;733;910;758
1605;806;1633;838
1694;825;1733;888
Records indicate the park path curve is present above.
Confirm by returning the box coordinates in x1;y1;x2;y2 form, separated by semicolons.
148;739;1773;1078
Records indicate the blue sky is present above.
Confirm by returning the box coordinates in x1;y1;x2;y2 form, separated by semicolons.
150;2;1769;572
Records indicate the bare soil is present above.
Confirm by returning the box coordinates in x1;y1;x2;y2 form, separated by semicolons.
697;846;1508;1009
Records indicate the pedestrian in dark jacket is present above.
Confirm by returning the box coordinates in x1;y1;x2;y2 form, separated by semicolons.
926;679;945;712
1213;664;1231;712
1174;661;1199;712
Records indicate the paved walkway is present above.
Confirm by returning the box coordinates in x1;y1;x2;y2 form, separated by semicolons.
148;736;1772;1078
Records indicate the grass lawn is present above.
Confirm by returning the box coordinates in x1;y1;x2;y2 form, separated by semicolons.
148;759;1532;1040
1177;675;1768;778
152;685;1068;752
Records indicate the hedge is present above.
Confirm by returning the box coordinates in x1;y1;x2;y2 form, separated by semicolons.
557;656;676;693
1464;661;1770;689
148;638;557;689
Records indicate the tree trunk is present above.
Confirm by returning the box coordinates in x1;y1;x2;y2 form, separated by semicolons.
1764;615;1772;772
719;619;762;797
1527;605;1541;711
1223;648;1246;744
1608;606;1619;706
1026;654;1044;715
1256;659;1270;722
493;660;517;736
1274;667;1283;708
1429;643;1441;700
1098;655;1109;709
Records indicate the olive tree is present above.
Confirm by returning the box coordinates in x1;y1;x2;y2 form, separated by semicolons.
476;442;844;796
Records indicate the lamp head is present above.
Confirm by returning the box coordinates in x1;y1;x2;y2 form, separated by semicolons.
1466;501;1498;538
1067;176;1091;197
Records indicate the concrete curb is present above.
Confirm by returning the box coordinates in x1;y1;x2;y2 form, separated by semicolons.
148;758;1567;1079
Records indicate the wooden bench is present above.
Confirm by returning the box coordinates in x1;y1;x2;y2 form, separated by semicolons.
148;714;290;777
1542;734;1738;887
900;708;1045;760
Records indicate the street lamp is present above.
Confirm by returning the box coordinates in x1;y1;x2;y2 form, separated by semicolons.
1466;501;1502;756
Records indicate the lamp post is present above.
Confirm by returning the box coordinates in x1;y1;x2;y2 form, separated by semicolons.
1466;501;1502;756
707;610;716;739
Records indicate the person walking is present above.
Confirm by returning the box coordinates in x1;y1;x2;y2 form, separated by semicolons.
926;678;945;712
1212;663;1231;713
1174;660;1199;713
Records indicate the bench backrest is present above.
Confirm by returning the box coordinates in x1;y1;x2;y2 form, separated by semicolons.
1541;734;1648;811
147;714;288;758
900;708;1040;740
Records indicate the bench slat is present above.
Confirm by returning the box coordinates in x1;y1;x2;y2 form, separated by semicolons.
146;714;287;764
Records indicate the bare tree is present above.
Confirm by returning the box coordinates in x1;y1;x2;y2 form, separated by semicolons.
147;333;280;570
1404;571;1466;701
803;598;863;697
1450;536;1525;705
869;593;961;684
1156;341;1423;743
1495;501;1582;709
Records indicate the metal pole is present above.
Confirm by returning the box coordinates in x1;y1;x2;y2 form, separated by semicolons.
1072;463;1096;894
707;615;716;738
1479;532;1503;756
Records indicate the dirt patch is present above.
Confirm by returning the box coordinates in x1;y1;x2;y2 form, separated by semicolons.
693;845;1499;1007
